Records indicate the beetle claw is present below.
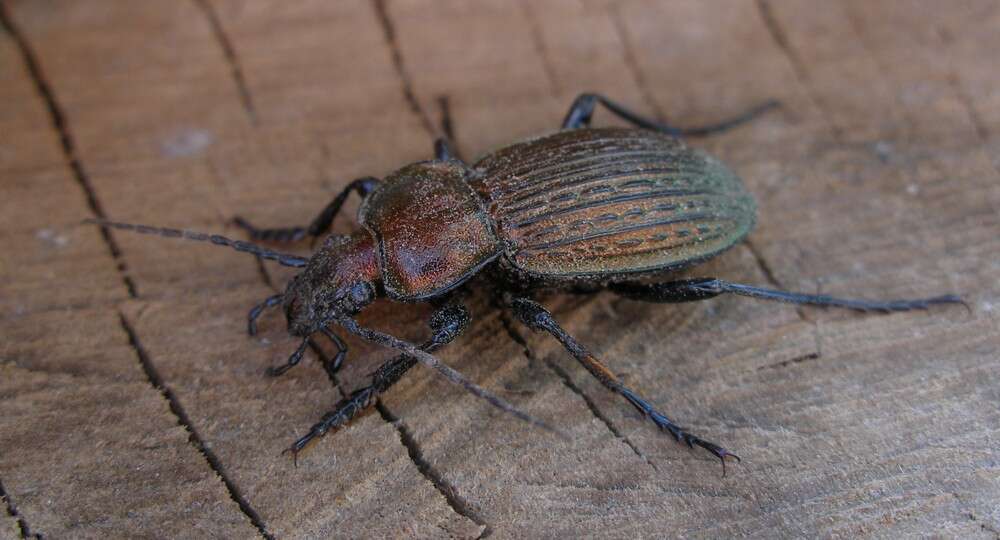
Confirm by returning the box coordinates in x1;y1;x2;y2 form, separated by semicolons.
267;338;310;376
682;433;741;477
281;445;300;468
283;430;317;467
265;364;291;377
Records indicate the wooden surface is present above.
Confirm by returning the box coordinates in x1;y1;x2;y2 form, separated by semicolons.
1;1;998;538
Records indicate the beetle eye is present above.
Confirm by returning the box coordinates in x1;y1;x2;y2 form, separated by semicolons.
348;282;373;305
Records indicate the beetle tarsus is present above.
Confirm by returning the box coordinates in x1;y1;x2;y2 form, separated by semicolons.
285;387;373;460
619;386;740;475
280;445;301;468
684;436;741;477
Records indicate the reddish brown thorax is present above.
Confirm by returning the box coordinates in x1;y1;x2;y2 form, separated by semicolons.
358;161;502;300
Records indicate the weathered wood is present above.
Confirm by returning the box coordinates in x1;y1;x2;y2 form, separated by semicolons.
1;0;997;537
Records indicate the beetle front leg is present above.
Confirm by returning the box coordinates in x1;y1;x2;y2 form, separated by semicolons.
247;293;283;336
263;328;349;378
233;176;380;244
286;305;470;460
609;278;967;313
561;92;779;136
510;297;740;474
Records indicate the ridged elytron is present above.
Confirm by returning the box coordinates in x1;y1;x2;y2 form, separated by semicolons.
91;93;963;473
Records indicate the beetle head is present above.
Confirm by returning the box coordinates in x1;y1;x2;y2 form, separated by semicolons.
283;231;381;336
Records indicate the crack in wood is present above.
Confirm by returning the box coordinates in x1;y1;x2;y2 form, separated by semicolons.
608;5;667;123
498;313;658;473
375;401;492;537
545;357;659;473
743;238;784;290
437;95;466;162
755;0;842;141
192;0;257;124
373;0;436;137
0;477;41;539
118;313;275;540
757;351;821;371
946;72;991;143
743;238;819;336
519;477;736;499
933;32;1000;213
0;3;137;298
252;256;275;290
3;9;274;533
518;0;559;95
842;4;918;137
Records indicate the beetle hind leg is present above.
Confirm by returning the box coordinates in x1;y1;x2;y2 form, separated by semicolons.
561;92;779;137
609;278;968;313
510;297;739;474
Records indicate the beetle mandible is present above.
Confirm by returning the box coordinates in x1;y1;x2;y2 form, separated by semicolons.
91;93;964;473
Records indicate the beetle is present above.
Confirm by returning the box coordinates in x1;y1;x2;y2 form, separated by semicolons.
90;93;963;473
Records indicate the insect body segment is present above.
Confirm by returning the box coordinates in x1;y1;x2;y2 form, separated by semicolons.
88;93;964;474
359;160;502;300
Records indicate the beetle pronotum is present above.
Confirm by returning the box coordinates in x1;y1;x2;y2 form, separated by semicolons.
90;93;963;474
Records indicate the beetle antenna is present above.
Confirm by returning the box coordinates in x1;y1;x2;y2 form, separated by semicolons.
334;315;568;440
84;218;309;268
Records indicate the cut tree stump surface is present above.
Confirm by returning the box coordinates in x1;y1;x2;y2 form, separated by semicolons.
1;1;998;538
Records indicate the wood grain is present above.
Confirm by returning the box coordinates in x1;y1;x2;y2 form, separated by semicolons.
1;0;997;537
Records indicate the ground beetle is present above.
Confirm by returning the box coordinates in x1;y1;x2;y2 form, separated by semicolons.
90;93;964;473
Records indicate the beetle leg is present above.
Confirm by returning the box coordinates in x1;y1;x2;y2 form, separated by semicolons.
609;278;968;313
285;305;470;461
319;328;348;377
561;93;779;137
266;337;310;377
232;176;380;245
264;331;348;379
510;297;740;474
247;293;283;336
334;313;562;437
434;137;461;162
